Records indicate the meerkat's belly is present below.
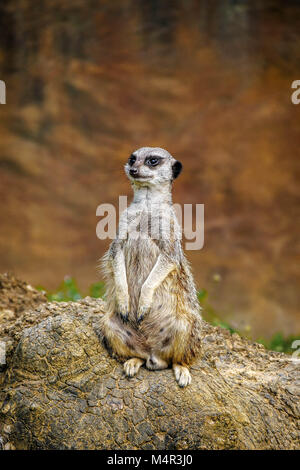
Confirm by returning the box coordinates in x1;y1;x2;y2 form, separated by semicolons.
124;236;183;347
123;236;160;313
140;269;185;352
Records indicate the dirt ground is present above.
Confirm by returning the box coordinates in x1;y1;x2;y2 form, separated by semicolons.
0;272;47;361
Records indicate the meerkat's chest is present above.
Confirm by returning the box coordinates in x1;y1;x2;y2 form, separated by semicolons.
122;208;161;278
123;203;173;241
123;234;160;265
122;236;159;301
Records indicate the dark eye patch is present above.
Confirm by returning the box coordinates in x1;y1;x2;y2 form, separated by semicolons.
128;154;136;166
145;155;161;167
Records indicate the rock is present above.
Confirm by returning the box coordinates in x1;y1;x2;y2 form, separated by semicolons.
0;273;47;314
0;297;299;450
0;273;47;362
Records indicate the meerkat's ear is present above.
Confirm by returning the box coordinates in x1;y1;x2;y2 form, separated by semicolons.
172;160;183;180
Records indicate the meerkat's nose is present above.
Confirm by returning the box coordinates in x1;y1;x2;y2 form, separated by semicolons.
129;168;138;177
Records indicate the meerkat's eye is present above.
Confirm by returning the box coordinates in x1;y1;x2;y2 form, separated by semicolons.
128;155;136;166
146;157;160;167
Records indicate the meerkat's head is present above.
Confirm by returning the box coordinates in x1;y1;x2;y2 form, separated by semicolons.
125;147;182;187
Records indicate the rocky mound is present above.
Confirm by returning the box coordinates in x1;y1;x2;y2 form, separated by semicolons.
0;273;47;363
0;297;299;450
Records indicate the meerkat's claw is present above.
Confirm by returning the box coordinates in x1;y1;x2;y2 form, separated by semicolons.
119;311;129;323
136;314;144;324
137;306;150;324
116;304;129;322
124;358;144;377
137;287;153;322
173;364;191;388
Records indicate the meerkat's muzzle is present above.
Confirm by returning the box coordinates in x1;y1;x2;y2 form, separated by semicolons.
129;168;138;177
129;169;151;180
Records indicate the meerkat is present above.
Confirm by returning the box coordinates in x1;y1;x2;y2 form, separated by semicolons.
100;147;202;387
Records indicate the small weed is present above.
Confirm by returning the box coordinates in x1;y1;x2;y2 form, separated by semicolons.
38;279;299;355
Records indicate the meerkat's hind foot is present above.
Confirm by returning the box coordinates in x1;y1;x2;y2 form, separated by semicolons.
124;358;144;378
173;364;191;388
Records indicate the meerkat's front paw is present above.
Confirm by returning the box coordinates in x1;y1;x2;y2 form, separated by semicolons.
173;364;191;388
116;294;130;322
137;287;153;323
124;358;144;377
136;305;151;324
117;306;129;322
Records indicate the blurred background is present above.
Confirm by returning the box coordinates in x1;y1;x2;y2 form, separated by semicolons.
0;0;299;342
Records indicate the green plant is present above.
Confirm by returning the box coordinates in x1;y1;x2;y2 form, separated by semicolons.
89;281;106;299
38;279;300;355
37;277;106;302
257;332;300;354
45;277;82;302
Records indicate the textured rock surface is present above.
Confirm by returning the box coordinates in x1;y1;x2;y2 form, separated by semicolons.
0;297;299;450
0;273;47;363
